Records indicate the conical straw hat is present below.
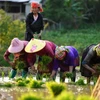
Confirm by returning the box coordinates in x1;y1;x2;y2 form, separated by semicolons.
25;38;46;53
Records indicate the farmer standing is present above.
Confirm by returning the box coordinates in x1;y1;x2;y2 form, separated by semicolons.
25;2;44;41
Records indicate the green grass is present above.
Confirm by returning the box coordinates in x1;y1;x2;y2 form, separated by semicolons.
1;23;100;66
42;24;100;56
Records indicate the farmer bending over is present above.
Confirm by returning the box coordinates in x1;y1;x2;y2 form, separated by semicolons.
4;38;36;78
50;46;79;82
25;38;56;78
80;44;100;83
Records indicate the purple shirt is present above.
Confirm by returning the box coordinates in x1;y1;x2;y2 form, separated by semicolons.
53;46;79;71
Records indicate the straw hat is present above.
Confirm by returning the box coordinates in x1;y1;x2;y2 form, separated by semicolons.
8;38;24;53
25;38;46;53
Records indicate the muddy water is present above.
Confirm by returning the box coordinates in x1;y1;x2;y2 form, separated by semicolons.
0;71;93;100
67;84;92;95
0;84;93;100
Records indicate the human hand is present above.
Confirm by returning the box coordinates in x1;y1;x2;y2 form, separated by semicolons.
9;61;16;67
47;77;53;81
38;33;42;39
33;34;37;38
31;65;37;71
91;69;96;75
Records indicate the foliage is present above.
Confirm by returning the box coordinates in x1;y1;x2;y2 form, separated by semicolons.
0;82;13;87
15;77;31;86
42;73;47;78
42;24;100;56
15;77;24;82
76;94;95;100
43;0;64;22
75;78;85;85
38;56;52;72
16;80;26;87
3;82;13;87
24;78;31;84
2;72;5;79
15;60;25;70
63;0;87;28
43;0;86;28
44;0;100;26
46;82;66;97
65;72;73;78
55;91;75;100
41;55;52;65
0;9;11;34
0;9;25;49
0;9;25;66
29;80;44;88
82;0;100;23
18;93;42;100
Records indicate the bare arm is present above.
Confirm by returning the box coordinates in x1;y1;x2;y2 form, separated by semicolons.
4;50;16;67
82;48;96;74
50;70;57;78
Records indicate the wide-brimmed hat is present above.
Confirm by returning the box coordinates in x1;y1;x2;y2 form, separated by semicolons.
25;38;46;53
8;38;24;53
31;2;43;12
93;44;100;56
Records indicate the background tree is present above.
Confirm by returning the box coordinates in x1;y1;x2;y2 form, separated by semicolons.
43;0;64;22
0;9;25;66
43;0;86;28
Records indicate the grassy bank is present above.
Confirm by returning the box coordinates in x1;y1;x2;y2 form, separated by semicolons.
42;24;100;56
1;23;100;66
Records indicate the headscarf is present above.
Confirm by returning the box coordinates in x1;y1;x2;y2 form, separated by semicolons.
31;2;43;12
55;46;69;60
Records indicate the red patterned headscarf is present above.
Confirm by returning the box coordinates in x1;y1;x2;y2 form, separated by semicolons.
55;46;69;60
31;2;43;12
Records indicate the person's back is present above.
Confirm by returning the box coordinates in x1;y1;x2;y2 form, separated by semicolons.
80;44;100;83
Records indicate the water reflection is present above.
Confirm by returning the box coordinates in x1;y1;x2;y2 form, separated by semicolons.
67;84;92;95
0;84;92;100
0;76;93;100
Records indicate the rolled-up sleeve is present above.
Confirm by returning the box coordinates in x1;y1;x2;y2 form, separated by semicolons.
3;50;11;62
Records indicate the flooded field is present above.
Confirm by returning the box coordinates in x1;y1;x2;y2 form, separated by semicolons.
0;83;92;100
0;69;94;100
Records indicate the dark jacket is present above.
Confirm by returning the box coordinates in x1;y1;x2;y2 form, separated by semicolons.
25;12;44;41
80;44;100;77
